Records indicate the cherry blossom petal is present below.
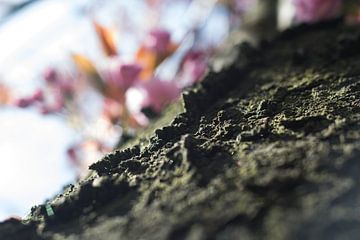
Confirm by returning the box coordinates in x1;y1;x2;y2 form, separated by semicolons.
31;89;44;102
145;29;171;55
105;63;142;92
43;67;59;84
179;50;208;87
294;0;343;23
139;78;181;112
14;98;33;108
233;0;257;14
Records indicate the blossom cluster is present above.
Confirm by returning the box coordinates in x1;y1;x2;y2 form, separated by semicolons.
7;20;208;174
293;0;343;23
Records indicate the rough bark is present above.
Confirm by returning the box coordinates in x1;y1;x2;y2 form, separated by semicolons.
1;21;360;240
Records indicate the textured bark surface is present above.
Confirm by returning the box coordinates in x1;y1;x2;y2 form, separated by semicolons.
1;21;360;240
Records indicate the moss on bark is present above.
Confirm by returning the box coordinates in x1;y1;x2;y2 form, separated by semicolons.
1;21;360;240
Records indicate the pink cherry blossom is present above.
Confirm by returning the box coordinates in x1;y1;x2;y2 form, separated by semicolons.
139;78;181;112
293;0;343;23
14;89;44;108
31;89;44;102
13;90;44;109
43;67;59;84
59;80;75;96
105;63;142;92
144;29;171;55
40;92;65;115
102;98;122;124
233;0;257;14
14;97;33;108
43;67;76;95
178;49;207;87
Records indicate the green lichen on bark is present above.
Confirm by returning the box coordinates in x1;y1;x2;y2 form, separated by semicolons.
1;21;360;240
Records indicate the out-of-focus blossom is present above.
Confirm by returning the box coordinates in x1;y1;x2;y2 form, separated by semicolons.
6;0;233;183
293;0;343;23
139;78;181;112
41;67;77;114
40;93;65;115
43;68;59;84
136;29;178;80
102;98;123;124
14;97;33;108
232;0;257;14
31;89;44;102
13;67;76;114
145;29;172;55
13;89;44;108
103;97;149;128
105;63;142;92
98;63;143;104
43;67;76;96
178;49;208;87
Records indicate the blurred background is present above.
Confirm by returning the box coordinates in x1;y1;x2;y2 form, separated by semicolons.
0;0;234;221
0;0;357;220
